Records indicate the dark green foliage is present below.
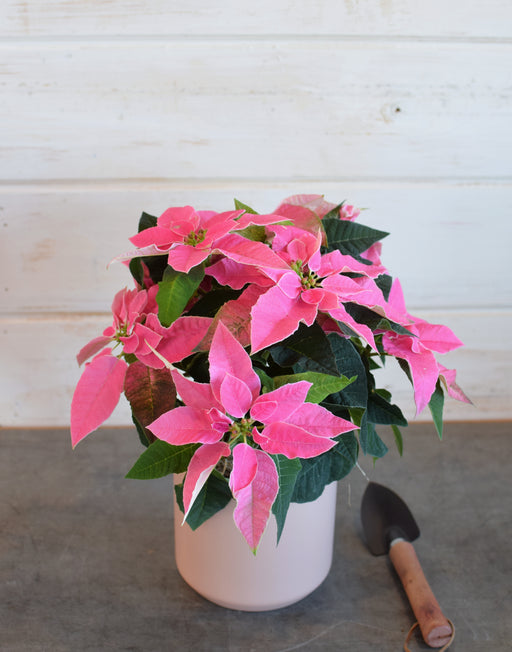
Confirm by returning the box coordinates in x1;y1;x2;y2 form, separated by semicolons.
271;455;302;543
175;473;232;530
270;322;338;376
126;441;199;479
323;218;388;257
291;433;359;503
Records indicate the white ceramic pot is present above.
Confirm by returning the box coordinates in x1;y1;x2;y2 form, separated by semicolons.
173;480;338;611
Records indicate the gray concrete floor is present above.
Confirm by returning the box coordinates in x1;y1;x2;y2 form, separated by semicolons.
0;422;510;652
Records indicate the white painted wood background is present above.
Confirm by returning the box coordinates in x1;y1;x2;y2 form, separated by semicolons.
1;1;511;428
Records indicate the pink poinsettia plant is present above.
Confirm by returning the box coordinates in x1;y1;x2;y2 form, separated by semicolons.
71;195;470;552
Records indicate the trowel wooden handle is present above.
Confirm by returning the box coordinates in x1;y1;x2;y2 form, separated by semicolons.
389;540;452;648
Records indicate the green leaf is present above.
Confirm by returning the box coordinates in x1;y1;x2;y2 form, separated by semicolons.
367;392;408;426
132;413;151;448
128;252;168;286
144;255;169;285
126;441;199;479
254;367;275;394
359;414;388;458
321;203;344;221
234;198;259;214
138;211;158;231
429;380;445;440
320;402;354;423
236;224;268;242
291;433;359;503
375;387;391;401
323;218;389;257
175;471;232;530
397;357;413;383
127;227;168;285
129;257;145;287
127;213;166;285
327;334;368;408
375;274;393;301
186;287;242;317
273;371;356;404
187;287;242;317
344;303;415;337
391;424;404;456
368;357;382;371
270;322;338;376
271;455;302;544
178;350;210;383
156;264;205;327
347;406;366;426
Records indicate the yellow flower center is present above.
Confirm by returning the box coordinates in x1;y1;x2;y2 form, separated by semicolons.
291;259;319;289
184;228;207;246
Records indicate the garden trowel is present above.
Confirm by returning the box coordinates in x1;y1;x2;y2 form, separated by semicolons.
361;482;453;649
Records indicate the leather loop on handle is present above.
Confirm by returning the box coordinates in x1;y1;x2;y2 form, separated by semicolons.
389;540;452;648
404;620;455;652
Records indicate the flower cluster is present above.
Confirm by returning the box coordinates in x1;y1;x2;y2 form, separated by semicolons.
71;194;469;551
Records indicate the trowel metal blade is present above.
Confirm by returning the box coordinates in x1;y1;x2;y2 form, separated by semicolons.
361;481;420;556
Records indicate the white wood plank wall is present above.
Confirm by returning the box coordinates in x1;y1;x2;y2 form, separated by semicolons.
1;1;511;428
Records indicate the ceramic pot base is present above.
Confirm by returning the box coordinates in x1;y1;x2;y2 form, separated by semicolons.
173;480;337;611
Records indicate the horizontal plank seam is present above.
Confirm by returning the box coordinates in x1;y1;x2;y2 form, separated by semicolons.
1;34;512;45
1;178;512;192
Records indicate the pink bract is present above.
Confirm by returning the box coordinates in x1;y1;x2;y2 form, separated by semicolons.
182;441;231;521
132;313;212;369
272;194;337;234
76;286;158;366
71;193;470;553
129;207;244;273
249;225;391;352
147;321;355;548
382;280;464;414
229;444;279;553
438;365;472;405
70;350;128;447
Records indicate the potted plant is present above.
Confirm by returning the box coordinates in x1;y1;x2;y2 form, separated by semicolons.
70;194;469;611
